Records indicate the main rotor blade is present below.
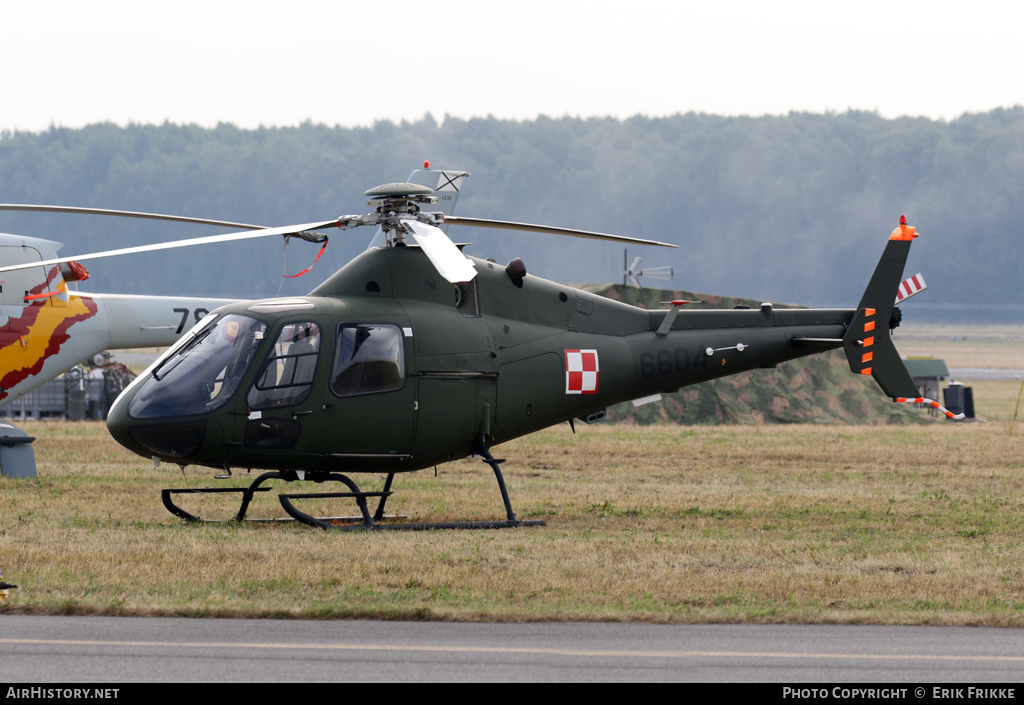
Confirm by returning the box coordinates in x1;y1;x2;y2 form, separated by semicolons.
402;219;477;283
0;219;343;275
443;216;678;248
0;204;266;230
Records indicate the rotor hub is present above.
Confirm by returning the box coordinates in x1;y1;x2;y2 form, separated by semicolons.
364;183;439;241
365;183;437;215
364;182;435;200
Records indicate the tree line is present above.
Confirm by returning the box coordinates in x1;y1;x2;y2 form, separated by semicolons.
0;109;1021;320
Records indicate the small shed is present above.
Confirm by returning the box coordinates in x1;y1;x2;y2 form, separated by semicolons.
903;357;950;401
903;357;951;415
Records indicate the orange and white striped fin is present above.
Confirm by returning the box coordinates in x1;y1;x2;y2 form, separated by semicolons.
895;396;965;420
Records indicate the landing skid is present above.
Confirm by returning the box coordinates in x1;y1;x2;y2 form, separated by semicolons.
160;450;545;531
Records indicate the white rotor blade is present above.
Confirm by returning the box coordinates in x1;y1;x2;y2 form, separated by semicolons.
0;219;342;274
444;215;678;248
402;219;477;283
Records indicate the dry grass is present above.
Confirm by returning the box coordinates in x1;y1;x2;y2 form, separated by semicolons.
3;404;1024;624
3;329;1022;623
894;323;1024;369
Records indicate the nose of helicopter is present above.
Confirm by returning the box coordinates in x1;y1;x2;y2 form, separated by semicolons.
105;384;210;462
104;388;145;456
104;310;267;464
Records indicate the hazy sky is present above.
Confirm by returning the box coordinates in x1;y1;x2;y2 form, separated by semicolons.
2;0;1023;132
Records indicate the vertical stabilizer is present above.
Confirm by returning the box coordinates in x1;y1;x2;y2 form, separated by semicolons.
842;218;920;399
407;164;470;227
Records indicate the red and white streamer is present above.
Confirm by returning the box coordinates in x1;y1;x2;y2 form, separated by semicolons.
895;396;965;420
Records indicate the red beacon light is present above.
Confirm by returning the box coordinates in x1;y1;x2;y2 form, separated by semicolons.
890;214;918;241
424;160;430;169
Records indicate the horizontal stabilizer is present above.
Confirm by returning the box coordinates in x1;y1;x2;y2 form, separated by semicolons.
843;307;918;398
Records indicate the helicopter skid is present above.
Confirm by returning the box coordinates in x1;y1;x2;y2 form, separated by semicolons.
161;458;545;531
161;486;273;523
157;507;406;525
160;471;392;525
293;518;547;532
278;489;544;531
160;486;406;524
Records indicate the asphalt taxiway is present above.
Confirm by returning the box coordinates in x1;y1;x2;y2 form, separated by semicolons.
2;616;1024;682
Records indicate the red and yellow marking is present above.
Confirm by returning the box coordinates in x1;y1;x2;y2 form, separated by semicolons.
0;268;99;401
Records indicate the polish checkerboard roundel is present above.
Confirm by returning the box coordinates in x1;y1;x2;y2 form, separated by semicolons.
565;349;599;394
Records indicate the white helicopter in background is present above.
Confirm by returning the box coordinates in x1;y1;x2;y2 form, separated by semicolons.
0;226;238;477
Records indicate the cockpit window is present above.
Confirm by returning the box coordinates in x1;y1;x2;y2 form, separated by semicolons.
128;314;267;419
247;322;321;409
331;323;405;397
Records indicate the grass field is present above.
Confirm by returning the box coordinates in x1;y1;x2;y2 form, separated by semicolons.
894;322;1024;370
1;334;1022;624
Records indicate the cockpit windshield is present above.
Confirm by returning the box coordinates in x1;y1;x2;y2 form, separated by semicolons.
129;314;267;419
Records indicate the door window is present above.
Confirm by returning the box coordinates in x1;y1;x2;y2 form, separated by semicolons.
247;322;321;409
331;323;405;397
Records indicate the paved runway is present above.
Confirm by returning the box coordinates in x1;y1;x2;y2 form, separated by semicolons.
949;368;1024;381
2;616;1024;683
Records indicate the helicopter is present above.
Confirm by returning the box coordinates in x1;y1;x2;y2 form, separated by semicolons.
0;164;957;529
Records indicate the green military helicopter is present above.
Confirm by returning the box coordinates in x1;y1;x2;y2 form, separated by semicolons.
0;164;955;530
